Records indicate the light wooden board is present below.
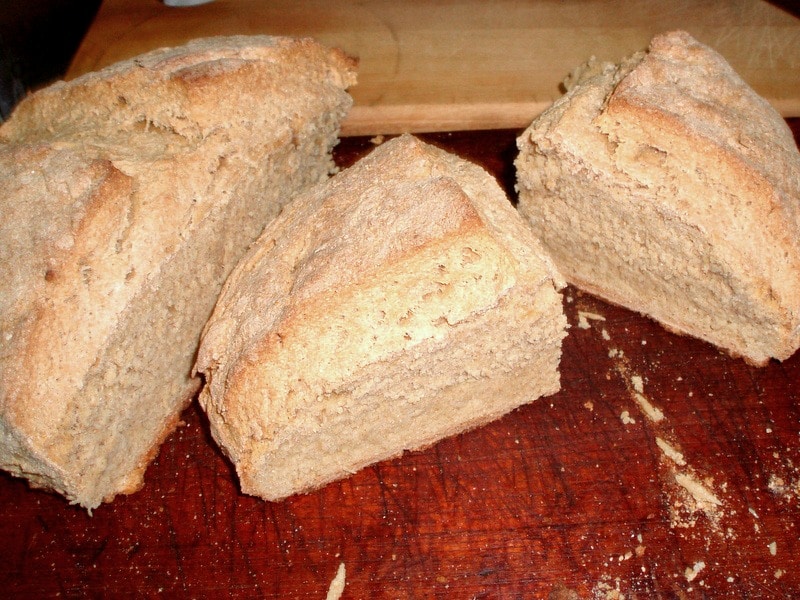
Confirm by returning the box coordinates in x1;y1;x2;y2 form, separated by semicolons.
68;0;800;135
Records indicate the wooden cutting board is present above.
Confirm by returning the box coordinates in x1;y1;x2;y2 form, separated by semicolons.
67;0;800;135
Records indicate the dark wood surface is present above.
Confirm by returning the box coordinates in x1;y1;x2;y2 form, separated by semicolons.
2;124;799;599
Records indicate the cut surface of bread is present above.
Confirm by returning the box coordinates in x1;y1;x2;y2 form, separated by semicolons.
515;30;800;365
195;134;567;502
0;35;356;509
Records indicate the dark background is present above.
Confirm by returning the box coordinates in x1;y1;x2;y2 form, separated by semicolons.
0;0;101;119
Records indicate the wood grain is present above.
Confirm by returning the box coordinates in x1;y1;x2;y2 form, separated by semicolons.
1;124;799;598
66;0;800;135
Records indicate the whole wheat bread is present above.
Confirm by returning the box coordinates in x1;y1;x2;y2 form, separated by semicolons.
194;134;567;502
0;36;356;509
515;30;800;365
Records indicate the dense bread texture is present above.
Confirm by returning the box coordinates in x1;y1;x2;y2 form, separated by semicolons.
515;30;800;365
195;134;567;501
0;36;356;509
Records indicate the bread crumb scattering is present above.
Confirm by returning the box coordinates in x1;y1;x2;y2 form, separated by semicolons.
656;437;686;466
325;563;346;600
767;472;800;500
577;310;606;329
591;575;626;600
768;541;777;556
684;561;706;582
674;472;722;508
633;391;665;423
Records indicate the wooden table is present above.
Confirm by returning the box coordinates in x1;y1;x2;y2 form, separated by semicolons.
2;124;799;598
65;0;800;134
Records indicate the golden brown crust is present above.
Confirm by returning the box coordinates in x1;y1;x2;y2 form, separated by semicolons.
196;134;566;501
0;35;356;509
516;30;800;365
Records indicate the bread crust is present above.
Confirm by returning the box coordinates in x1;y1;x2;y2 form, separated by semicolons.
0;35;356;509
516;30;800;365
196;134;566;501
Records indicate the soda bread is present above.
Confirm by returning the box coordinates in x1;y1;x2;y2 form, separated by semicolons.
515;30;800;365
195;135;567;501
0;36;356;509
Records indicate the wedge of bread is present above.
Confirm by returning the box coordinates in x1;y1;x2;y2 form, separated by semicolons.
195;134;567;501
515;30;800;365
0;36;356;510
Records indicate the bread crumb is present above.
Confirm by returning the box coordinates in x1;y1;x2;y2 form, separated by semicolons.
656;437;686;466
768;474;785;492
548;583;581;600
634;392;664;423
326;563;346;600
601;328;610;340
620;411;636;425
584;401;594;411
591;575;625;600
370;134;385;145
675;472;721;507
775;569;784;579
624;374;665;422
684;561;705;582
635;545;645;557
767;473;800;499
578;310;606;329
768;541;777;556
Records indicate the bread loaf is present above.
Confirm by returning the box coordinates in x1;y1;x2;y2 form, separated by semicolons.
0;36;356;509
515;30;800;365
195;134;567;501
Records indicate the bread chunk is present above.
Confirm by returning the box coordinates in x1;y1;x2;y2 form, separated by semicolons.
0;36;356;509
195;134;567;501
516;30;800;365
